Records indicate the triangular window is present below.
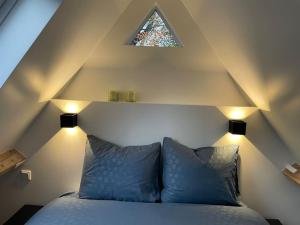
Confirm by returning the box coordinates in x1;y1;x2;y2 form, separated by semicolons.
130;8;181;47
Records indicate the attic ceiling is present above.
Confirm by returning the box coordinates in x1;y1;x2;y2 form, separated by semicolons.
83;0;227;71
1;0;300;160
0;0;133;152
58;0;251;106
181;0;300;159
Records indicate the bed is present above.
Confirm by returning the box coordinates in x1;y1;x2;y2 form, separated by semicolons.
26;194;268;225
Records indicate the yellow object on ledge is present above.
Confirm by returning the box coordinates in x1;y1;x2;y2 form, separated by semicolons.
0;149;26;176
283;163;300;186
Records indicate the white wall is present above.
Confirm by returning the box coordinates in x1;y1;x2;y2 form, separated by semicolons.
0;0;62;87
181;0;300;160
0;102;299;225
0;103;86;223
0;0;63;153
0;0;131;153
60;67;248;107
60;0;251;106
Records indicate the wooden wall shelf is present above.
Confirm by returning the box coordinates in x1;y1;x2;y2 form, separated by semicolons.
283;163;300;186
0;150;26;176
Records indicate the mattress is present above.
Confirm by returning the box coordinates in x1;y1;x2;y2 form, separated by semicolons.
26;195;268;225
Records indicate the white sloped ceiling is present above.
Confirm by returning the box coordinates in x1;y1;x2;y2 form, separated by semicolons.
0;0;132;153
59;0;252;107
182;0;300;160
1;0;300;162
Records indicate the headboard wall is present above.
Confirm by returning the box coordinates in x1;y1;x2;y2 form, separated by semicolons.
79;103;226;147
0;102;299;225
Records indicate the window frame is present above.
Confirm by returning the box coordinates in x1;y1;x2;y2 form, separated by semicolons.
128;7;182;47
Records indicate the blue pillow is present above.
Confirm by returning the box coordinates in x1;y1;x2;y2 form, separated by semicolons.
79;135;161;202
161;137;240;206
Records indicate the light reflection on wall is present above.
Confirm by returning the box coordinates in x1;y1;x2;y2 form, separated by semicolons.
218;106;257;120
228;132;243;143
230;110;245;120
65;127;79;135
216;106;256;145
51;100;92;137
51;99;90;114
65;102;79;113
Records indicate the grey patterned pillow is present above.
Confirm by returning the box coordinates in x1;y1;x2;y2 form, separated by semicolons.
79;135;161;202
161;137;240;206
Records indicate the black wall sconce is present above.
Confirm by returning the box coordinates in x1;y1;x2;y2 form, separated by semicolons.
60;113;78;128
229;120;247;135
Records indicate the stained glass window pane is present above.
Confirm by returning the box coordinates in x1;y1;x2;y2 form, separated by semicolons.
130;10;180;47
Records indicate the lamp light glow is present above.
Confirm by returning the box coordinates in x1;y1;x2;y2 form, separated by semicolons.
228;133;242;142
218;106;258;120
65;102;79;113
65;127;78;135
230;110;245;120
